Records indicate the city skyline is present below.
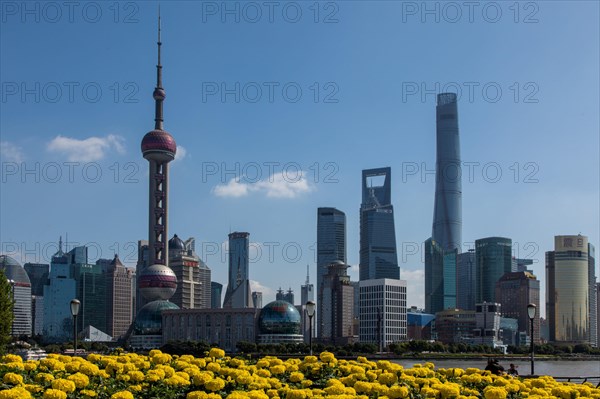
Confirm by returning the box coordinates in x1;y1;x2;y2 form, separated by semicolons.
1;3;599;318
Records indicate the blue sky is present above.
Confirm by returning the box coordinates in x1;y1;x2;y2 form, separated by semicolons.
1;1;598;316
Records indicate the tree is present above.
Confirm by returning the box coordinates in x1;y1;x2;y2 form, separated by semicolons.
0;269;15;354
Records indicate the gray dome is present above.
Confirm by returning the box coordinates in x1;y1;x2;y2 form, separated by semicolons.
133;300;179;335
0;255;31;286
258;300;301;335
169;234;185;250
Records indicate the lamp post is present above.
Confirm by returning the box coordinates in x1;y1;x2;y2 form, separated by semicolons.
306;301;316;356
527;303;537;375
7;279;15;339
70;299;80;356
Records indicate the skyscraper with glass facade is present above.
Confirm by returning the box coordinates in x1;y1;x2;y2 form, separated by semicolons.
211;282;223;309
223;232;252;308
359;167;399;281
317;207;346;338
431;93;462;252
456;250;476;310
475;237;512;303
588;243;597;347
425;93;462;315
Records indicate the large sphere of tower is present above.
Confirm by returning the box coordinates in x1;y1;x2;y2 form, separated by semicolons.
139;263;177;301
141;128;177;162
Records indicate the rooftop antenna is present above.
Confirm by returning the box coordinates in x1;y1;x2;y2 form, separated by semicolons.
305;264;310;285
153;5;165;130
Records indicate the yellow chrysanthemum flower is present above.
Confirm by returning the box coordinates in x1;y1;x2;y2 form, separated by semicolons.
43;389;67;399
209;348;226;359
205;377;226;391
2;373;23;385
110;391;134;399
51;378;76;394
0;386;33;399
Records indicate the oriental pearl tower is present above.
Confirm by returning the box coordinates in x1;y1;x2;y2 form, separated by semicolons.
130;13;179;349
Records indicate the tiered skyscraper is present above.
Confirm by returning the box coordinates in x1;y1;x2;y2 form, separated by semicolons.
169;235;211;309
130;15;180;349
359;167;399;280
425;93;462;314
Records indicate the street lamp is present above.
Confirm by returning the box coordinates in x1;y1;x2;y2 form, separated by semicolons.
527;303;537;375
7;279;15;339
70;299;81;356
306;301;316;356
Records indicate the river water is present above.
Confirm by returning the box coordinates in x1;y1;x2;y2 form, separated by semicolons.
392;359;600;378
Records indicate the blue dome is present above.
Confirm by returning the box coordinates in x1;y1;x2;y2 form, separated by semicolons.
133;300;179;335
258;300;301;335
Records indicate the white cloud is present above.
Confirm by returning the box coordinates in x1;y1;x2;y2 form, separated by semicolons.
0;141;25;163
347;264;360;278
212;171;314;199
401;268;425;309
213;178;250;198
249;280;275;298
47;134;125;162
174;145;187;161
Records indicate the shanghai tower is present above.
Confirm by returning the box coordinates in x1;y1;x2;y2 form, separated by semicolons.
425;93;462;314
432;93;462;251
130;14;179;349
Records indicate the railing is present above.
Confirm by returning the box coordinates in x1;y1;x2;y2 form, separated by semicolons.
554;376;600;388
522;375;600;388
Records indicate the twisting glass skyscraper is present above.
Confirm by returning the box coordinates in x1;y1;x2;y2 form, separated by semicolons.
425;93;462;314
432;93;462;252
130;14;179;349
359;167;399;281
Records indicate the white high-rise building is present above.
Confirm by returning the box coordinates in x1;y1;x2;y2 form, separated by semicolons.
359;278;407;350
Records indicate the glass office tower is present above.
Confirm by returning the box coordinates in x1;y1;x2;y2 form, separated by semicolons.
432;93;462;252
359;167;399;281
425;93;463;314
317;207;346;338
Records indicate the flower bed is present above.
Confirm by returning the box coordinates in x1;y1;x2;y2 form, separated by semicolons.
1;349;598;398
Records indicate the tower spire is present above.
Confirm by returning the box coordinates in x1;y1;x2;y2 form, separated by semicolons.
306;264;310;285
153;6;166;130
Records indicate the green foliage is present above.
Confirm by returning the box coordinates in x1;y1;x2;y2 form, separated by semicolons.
0;269;14;354
160;340;211;356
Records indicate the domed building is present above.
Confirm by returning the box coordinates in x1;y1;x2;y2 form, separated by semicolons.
0;255;32;337
168;234;212;310
168;234;185;258
133;300;179;336
258;300;303;344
